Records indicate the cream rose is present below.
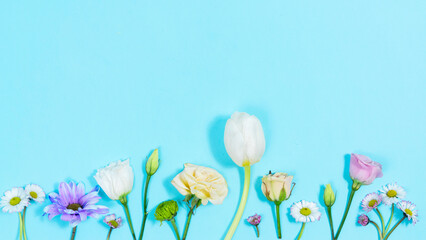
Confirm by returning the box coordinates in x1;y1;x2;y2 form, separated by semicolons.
261;172;294;202
171;163;228;205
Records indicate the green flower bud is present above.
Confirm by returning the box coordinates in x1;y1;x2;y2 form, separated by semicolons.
154;200;178;223
323;184;336;207
146;149;159;176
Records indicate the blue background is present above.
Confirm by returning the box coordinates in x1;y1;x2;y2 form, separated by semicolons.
1;1;425;239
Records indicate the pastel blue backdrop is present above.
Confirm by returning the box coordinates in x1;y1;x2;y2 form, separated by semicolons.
1;1;425;239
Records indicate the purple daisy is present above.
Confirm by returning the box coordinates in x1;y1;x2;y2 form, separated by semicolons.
357;214;370;226
44;182;109;227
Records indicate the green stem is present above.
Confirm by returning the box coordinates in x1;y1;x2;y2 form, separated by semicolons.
224;166;251;240
334;182;360;240
18;213;23;240
170;219;181;240
106;227;113;240
182;205;195;240
384;204;394;235
375;208;385;238
22;207;27;240
383;216;406;240
255;225;259;238
70;226;77;240
296;223;306;240
370;221;383;240
275;203;282;239
326;207;335;240
120;198;137;240
139;175;152;240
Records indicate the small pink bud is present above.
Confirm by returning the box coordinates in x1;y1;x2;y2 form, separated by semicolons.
247;214;261;226
357;214;370;226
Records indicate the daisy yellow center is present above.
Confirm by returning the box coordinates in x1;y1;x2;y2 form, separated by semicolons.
368;199;378;207
300;207;311;216
387;190;397;198
9;197;21;206
405;209;413;216
30;191;38;199
109;220;119;228
67;203;82;211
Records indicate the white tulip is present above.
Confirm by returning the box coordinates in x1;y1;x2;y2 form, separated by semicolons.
171;163;228;205
224;112;266;167
94;159;134;200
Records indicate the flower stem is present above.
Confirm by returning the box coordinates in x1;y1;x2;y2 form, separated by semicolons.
18;213;23;240
106;227;113;240
326;206;335;240
182;205;195;240
22;207;27;240
70;226;77;240
334;182;359;240
170;218;181;240
384;204;394;235
139;175;152;240
296;223;306;240
275;202;282;239
255;225;259;238
120;198;137;240
370;221;383;240
383;216;406;240
375;208;385;237
224;166;251;240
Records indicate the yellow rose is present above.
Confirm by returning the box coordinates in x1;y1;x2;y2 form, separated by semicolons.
261;172;294;202
171;163;228;205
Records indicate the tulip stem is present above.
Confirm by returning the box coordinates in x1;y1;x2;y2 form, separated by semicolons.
370;221;383;240
139;175;152;240
224;165;251;240
384;204;394;235
18;213;23;240
275;203;282;239
326;206;335;240
296;223;306;240
182;203;197;240
334;182;359;240
120;197;137;240
170;219;181;240
383;216;406;240
375;208;385;237
70;226;77;240
106;227;113;240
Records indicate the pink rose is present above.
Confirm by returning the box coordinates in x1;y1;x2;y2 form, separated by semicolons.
349;154;383;185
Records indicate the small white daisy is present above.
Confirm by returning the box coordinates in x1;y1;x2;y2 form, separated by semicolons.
361;193;382;212
25;184;45;203
397;200;418;225
379;183;406;205
290;200;321;222
0;187;30;213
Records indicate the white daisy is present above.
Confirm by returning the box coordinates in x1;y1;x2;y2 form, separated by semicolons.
290;200;321;222
0;187;30;213
25;184;45;203
379;183;406;205
397;200;418;225
361;193;382;212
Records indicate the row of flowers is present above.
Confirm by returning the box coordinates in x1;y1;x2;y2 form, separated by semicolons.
1;112;418;240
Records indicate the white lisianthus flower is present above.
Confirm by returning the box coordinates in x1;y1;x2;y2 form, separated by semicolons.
261;172;294;202
224;112;266;167
171;163;228;205
94;159;134;200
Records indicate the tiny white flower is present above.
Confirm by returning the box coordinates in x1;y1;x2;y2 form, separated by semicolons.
361;193;382;212
397;200;418;225
379;183;406;205
290;200;321;223
0;187;30;213
25;184;45;203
